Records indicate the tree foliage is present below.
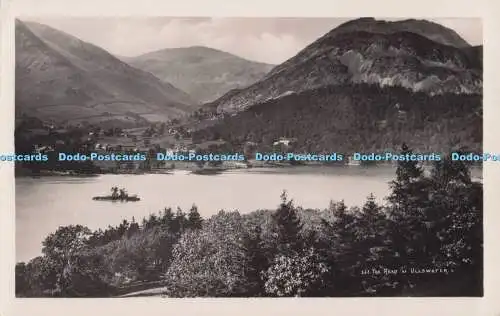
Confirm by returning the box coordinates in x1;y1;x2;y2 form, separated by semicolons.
164;211;250;297
262;248;329;297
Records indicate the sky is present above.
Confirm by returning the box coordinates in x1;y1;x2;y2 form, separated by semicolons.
25;17;482;64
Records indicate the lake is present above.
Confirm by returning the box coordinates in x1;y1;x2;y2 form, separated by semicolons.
15;165;481;262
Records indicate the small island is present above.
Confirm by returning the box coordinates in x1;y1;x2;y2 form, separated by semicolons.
190;167;225;175
92;186;140;202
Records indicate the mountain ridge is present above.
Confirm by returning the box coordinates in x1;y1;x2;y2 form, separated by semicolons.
204;20;481;114
16;20;199;127
124;46;275;103
330;18;472;48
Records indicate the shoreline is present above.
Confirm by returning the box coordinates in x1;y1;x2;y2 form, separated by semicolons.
13;161;386;177
14;161;484;179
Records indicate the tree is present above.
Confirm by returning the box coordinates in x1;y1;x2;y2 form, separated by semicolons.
146;213;159;229
327;199;349;220
57;249;114;297
387;144;426;209
262;248;329;297
354;194;395;295
187;204;203;230
382;149;483;295
160;208;175;230
15;262;29;296
42;225;92;266
39;225;111;296
119;188;127;199
422;154;483;295
110;186;119;199
385;145;430;284
116;219;130;238
164;211;251;297
430;151;473;188
361;194;381;217
173;207;187;235
271;191;304;255
22;256;59;296
128;216;140;237
319;200;360;295
240;225;268;296
357;194;387;245
110;228;161;282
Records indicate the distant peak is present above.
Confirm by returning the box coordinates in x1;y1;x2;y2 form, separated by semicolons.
136;45;231;57
160;46;225;52
133;45;273;65
171;46;235;56
337;17;435;29
183;45;219;51
337;17;376;27
331;17;470;48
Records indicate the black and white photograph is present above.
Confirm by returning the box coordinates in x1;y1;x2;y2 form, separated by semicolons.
11;15;483;299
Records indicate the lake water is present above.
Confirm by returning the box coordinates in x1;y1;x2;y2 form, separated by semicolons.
15;166;481;262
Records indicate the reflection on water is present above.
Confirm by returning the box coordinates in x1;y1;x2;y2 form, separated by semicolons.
15;165;482;262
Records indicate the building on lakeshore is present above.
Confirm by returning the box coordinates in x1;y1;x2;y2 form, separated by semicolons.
273;137;297;151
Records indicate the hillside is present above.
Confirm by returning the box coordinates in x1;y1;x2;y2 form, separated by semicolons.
15;20;199;127
463;45;483;67
123;46;275;103
201;19;481;114
192;84;482;154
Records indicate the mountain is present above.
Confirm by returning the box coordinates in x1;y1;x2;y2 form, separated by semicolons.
15;20;199;127
123;46;275;103
201;20;481;114
190;18;482;154
192;84;482;154
329;18;472;48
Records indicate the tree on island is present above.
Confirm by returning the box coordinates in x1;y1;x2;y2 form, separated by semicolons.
119;188;128;199
110;186;119;199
